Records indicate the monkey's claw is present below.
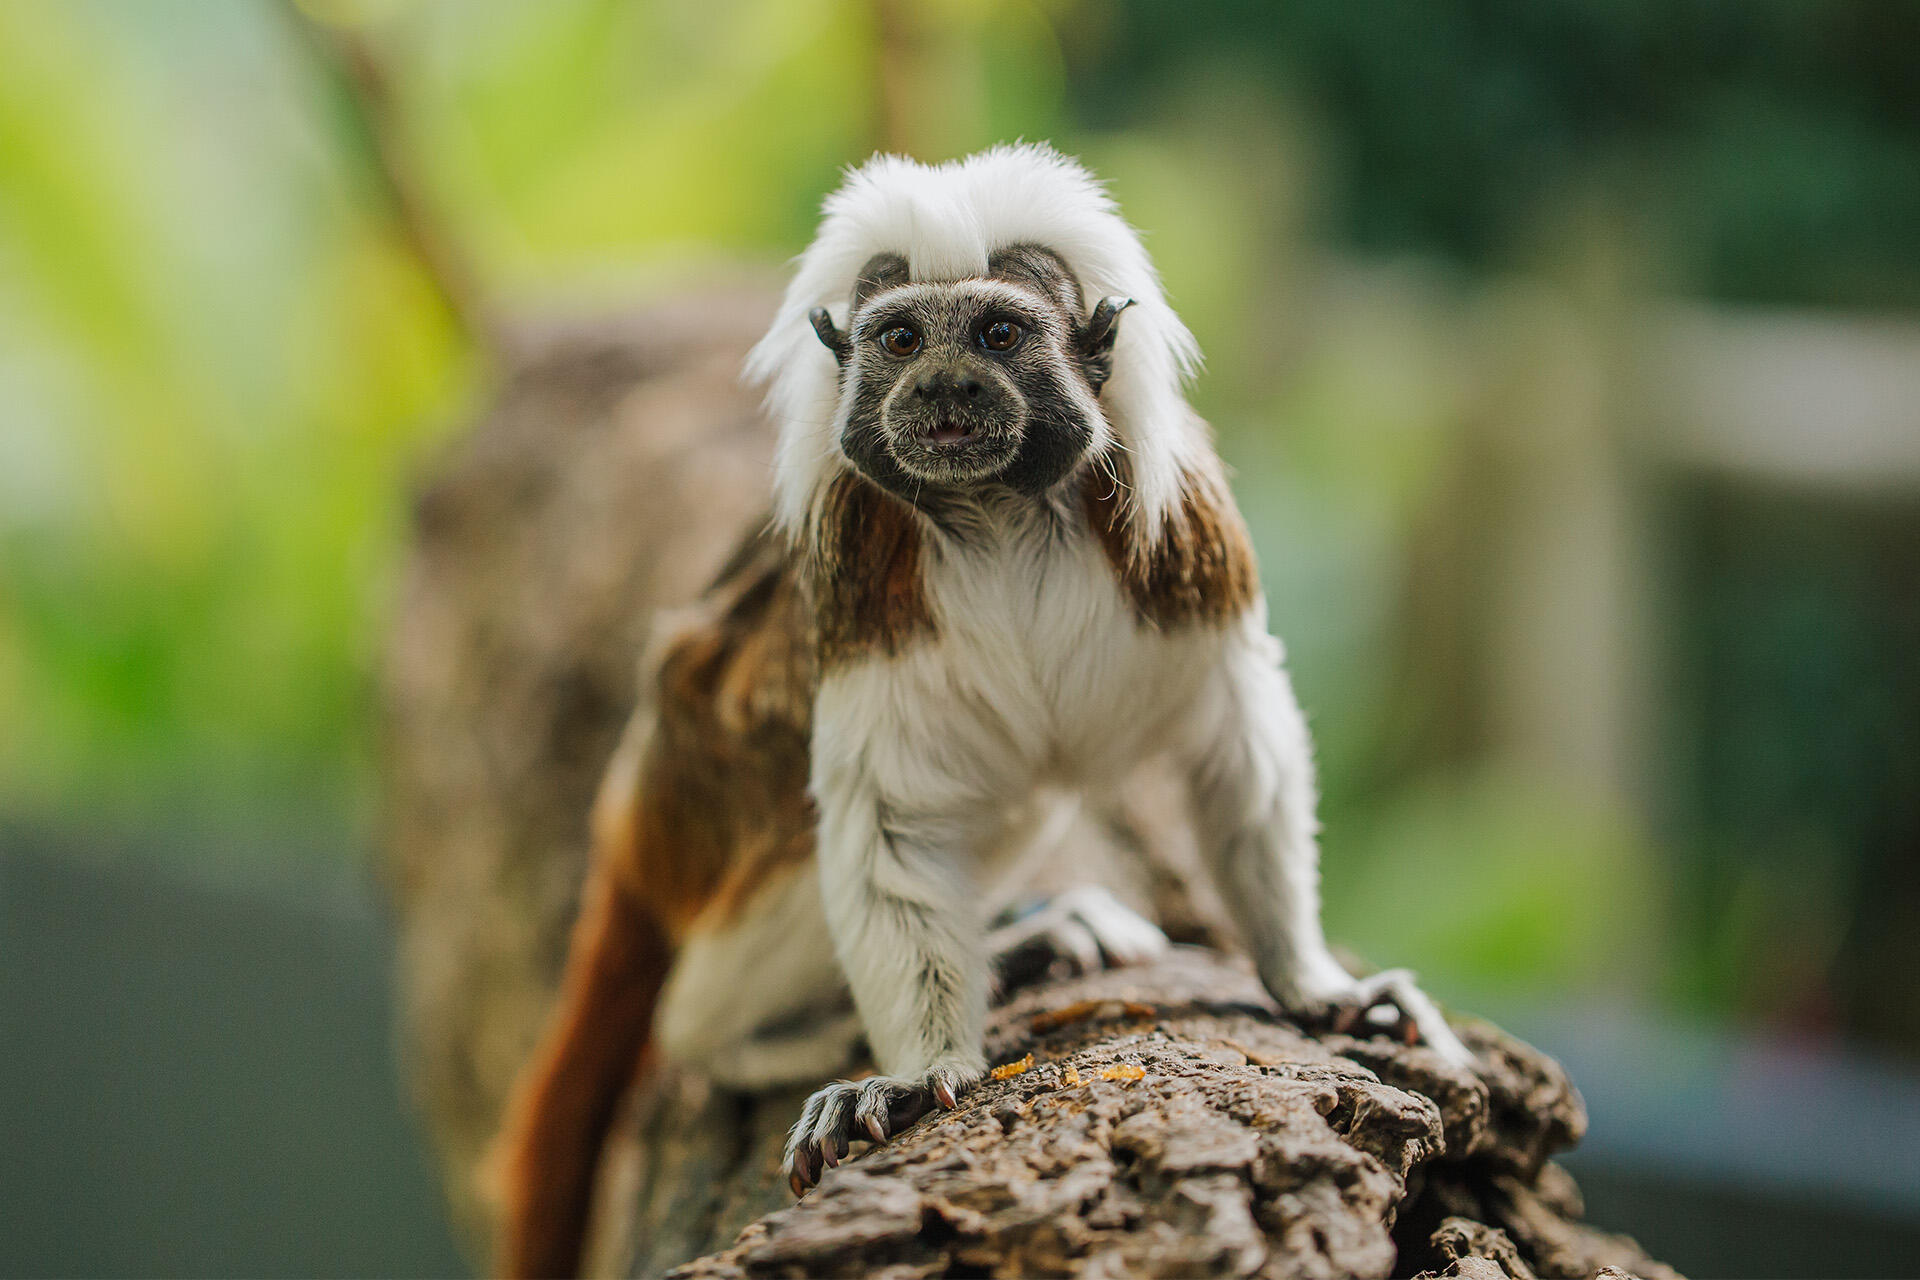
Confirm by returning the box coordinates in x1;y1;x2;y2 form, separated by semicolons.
782;1062;982;1195
1308;968;1473;1066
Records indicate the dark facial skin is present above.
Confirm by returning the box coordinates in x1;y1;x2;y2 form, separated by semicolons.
809;246;1131;507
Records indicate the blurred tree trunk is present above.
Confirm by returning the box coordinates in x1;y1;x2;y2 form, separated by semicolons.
379;288;1678;1280
381;284;782;1249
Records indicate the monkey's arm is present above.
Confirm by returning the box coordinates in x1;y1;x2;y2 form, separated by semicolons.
1183;612;1472;1063
780;697;993;1192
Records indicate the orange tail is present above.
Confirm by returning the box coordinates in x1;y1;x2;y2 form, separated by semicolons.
495;864;671;1279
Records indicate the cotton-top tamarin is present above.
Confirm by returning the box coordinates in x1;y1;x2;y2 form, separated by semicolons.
496;143;1470;1280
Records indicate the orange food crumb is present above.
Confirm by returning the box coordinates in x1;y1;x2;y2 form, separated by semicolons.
1029;1000;1102;1034
991;1053;1035;1080
1100;1063;1146;1082
1061;1066;1081;1087
1029;999;1160;1034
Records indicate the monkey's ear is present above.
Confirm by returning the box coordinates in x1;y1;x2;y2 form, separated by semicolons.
809;307;851;366
1077;296;1134;394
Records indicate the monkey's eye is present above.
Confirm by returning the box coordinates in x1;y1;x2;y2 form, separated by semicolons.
978;320;1022;353
879;326;922;357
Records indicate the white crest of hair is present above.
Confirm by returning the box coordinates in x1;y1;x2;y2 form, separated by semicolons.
746;142;1206;537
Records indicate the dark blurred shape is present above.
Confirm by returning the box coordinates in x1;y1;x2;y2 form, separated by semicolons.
1505;996;1920;1276
0;827;462;1279
1070;0;1920;307
1665;482;1920;1050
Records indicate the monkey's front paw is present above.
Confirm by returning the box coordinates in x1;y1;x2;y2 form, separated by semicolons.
1294;969;1475;1066
782;1060;982;1196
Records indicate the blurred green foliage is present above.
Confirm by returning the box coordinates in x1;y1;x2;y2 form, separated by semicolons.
0;1;469;825
1;0;1912;1033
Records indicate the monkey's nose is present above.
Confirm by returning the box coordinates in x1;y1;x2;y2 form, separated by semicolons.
913;373;985;403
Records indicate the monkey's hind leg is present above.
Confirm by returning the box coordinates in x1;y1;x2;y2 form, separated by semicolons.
987;885;1170;995
652;860;861;1090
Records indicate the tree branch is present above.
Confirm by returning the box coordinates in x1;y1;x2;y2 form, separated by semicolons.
600;948;1674;1280
287;5;498;354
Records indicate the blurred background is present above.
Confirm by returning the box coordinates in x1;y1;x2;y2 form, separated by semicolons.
3;0;1917;1275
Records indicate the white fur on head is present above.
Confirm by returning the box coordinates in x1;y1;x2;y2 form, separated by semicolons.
747;142;1206;536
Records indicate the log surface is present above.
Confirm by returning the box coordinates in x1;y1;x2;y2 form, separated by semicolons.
602;949;1674;1280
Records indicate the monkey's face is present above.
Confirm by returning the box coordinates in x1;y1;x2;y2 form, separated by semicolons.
813;246;1130;503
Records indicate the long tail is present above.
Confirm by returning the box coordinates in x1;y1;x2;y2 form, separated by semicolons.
494;859;671;1279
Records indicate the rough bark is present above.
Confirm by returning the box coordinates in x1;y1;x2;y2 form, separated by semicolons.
596;949;1674;1280
380;286;1679;1279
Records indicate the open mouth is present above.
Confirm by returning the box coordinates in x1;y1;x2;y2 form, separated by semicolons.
888;415;1013;485
921;419;977;447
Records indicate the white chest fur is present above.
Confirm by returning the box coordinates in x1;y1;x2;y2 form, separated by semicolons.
811;499;1226;841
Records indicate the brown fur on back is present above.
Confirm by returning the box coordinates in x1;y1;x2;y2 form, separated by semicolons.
1083;454;1260;627
496;527;819;1279
616;527;819;937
